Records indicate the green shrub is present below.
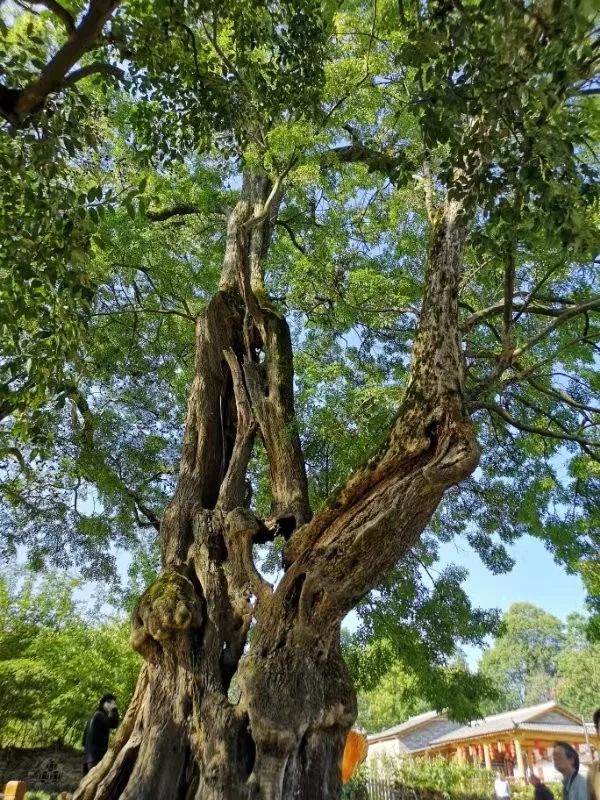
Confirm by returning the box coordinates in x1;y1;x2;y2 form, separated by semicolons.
348;757;564;800
510;782;562;800
364;755;494;797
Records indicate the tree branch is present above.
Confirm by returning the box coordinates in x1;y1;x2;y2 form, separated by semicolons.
512;297;600;359
518;393;598;441
244;172;289;231
512;264;564;324
63;62;124;86
232;208;312;530
502;251;515;353
147;203;202;222
34;0;76;33
474;402;600;460
461;296;600;331
130;496;161;531
324;140;407;183
526;376;600;415
67;385;162;529
422;157;435;222
495;336;597;388
216;349;258;513
282;201;479;600
92;307;196;322
3;0;120;119
276;219;306;255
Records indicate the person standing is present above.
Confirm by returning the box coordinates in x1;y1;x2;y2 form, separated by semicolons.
530;774;554;800
82;693;119;775
552;742;587;800
495;771;511;800
587;710;600;800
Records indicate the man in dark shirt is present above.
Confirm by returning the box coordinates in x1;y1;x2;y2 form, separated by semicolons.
530;774;555;800
82;693;119;774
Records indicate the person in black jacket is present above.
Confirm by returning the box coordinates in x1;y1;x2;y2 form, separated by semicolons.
82;693;119;774
529;774;554;800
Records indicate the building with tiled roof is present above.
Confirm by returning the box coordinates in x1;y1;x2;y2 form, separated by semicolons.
367;701;595;781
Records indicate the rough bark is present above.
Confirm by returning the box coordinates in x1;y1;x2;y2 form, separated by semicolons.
236;200;479;798
73;181;478;800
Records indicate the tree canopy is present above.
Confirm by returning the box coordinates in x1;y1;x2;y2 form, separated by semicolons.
478;603;600;721
0;0;599;791
354;603;600;734
479;602;565;712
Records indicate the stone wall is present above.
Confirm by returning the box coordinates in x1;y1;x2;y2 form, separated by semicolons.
0;746;82;793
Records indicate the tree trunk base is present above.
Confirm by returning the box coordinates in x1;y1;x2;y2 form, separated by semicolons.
74;656;351;800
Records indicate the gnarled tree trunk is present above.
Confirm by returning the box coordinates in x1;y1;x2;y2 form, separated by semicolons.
73;176;479;800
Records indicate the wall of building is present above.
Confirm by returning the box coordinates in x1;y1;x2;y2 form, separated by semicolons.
367;736;409;760
367;718;463;762
0;746;82;793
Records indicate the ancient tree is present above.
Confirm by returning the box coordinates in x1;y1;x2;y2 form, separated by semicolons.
1;0;598;798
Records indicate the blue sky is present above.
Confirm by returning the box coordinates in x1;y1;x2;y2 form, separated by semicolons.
343;533;587;670
438;535;587;624
439;534;587;667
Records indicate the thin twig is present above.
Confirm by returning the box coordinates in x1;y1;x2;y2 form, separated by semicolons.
473;402;599;460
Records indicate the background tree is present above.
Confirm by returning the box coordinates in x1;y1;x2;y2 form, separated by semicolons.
479;603;565;713
555;613;600;720
0;0;598;798
356;661;429;734
351;645;491;735
0;569;139;748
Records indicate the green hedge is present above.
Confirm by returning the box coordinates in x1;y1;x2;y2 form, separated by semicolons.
343;756;563;800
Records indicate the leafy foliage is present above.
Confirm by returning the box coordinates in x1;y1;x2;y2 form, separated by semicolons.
344;548;500;725
1;0;598;723
357;602;600;733
479;603;565;712
555;613;600;720
349;755;495;799
478;603;600;719
354;658;430;733
344;758;564;800
0;568;140;747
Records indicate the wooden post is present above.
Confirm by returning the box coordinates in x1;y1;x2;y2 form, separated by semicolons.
514;739;525;779
3;782;27;800
583;715;592;756
484;743;492;770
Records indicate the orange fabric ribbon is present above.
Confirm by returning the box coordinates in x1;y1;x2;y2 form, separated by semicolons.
342;730;368;784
